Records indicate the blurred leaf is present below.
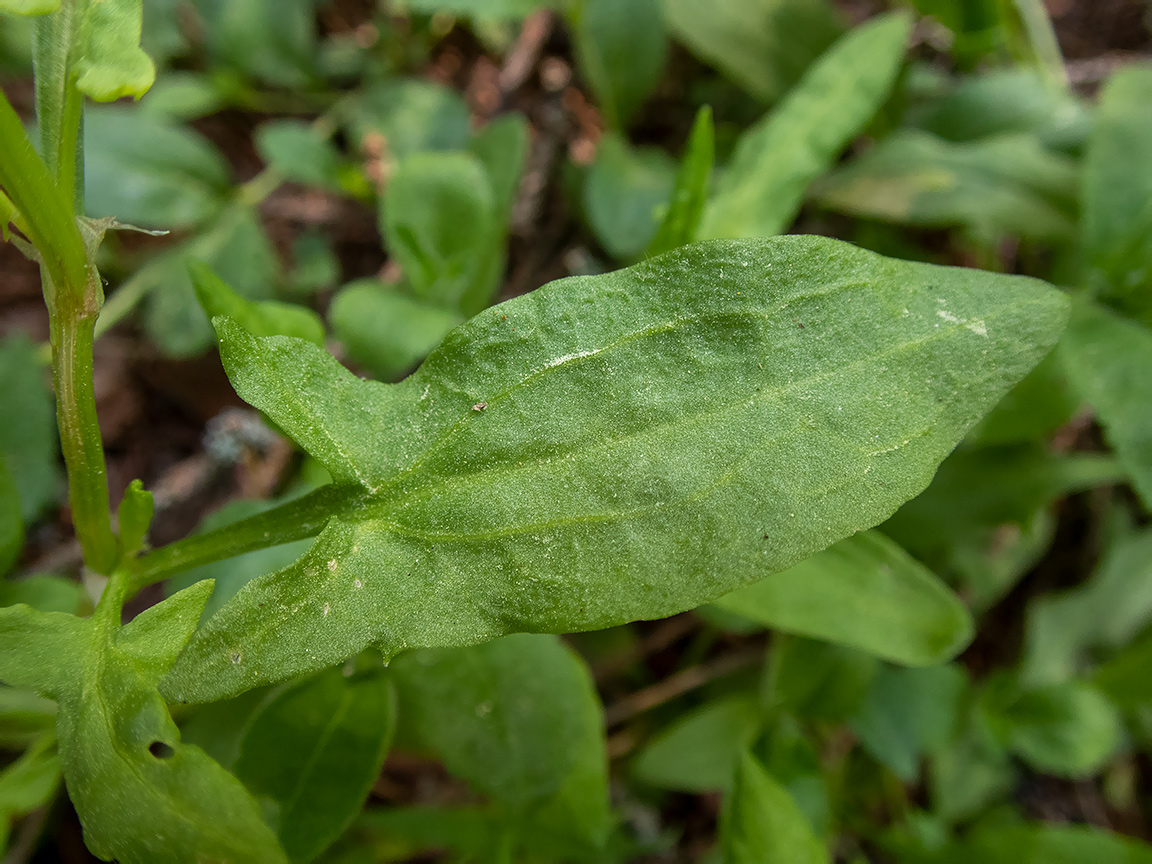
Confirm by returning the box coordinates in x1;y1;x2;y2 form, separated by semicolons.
814;130;1079;242
0;0;59;13
144;206;279;357
289;232;341;297
0;575;85;615
648;106;715;257
0;687;56;751
139;72;224;120
328;281;463;381
584;133;676;260
74;0;156;101
338;806;498;862
256;119;343;190
774;637;876;723
760;715;830;840
850;663;966;780
0;458;21;577
571;0;667;128
0;334;59;523
395;0;552;17
929;720;1015;823
191;260;325;347
140;0;189;65
1082;66;1152;324
1060;300;1152;510
662;0;842;103
633;695;762;793
968;352;1077;446
714;531;972;666
191;0;319;87
233;667;395;862
346;79;471;160
1095;626;1152;708
950;824;1152;864
469;114;530;225
0;737;60;854
84;106;230;229
720;753;828;864
701;11;912;240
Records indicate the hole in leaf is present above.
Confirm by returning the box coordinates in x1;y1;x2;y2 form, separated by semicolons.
149;741;176;760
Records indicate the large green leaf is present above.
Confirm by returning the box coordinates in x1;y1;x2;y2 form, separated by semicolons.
700;11;911;241
813;130;1079;242
162;236;1067;702
232;667;395;862
711;531;972;665
0;334;59;522
720;753;827;864
1059;300;1152;509
1082;66;1152;324
662;0;842;104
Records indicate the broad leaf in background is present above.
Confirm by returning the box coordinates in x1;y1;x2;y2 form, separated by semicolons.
161;237;1068;702
394;0;550;18
1060;300;1152;509
813;130;1080;243
633;695;762;793
140;72;225;120
570;0;667;129
648;106;715;258
584;133;675;260
950;824;1152;864
967;353;1077;446
700;11;912;240
772;637;876;723
346;79;471;161
256;119;343;191
1081;66;1152;324
84;106;231;229
712;531;972;666
0;737;60;854
0;334;58;523
0;575;85;615
1095;626;1152;708
73;0;156;101
191;261;325;347
391;634;610;852
0;585;287;863
329;281;463;381
662;0;842;104
0;460;23;577
232;667;395;862
190;0;319;88
720;753;827;864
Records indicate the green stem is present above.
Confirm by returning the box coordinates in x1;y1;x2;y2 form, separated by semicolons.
130;485;365;590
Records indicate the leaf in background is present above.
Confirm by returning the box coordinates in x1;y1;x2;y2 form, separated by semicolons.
140;0;189;66
849;663;966;780
1060;300;1152;509
0;737;60;854
84;106;230;229
0;458;22;578
662;0;842;104
0;575;85;615
0;334;59;523
633;695;762;793
720;753;827;864
346;79;471;161
395;0;551;17
162;236;1068;702
338;806;500;862
773;637;876;723
256;119;343;190
1095;626;1152;708
191;0;319;88
329;280;463;381
191;260;325;347
139;72;224;120
0;0;60;14
74;0;156;101
570;0;667;129
1082;66;1152;324
648;106;714;258
382;151;499;312
232;667;395;862
700;11;911;240
930;720;1015;824
813;130;1079;243
583;133;675;260
967;352;1077;447
953;823;1152;864
392;634;609;849
0;688;56;752
144;205;280;357
712;531;972;666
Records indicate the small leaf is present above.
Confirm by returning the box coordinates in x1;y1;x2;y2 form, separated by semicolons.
648;106;714;258
256;119;343;190
191;260;325;347
232;667;395;862
190;0;318;88
773;637;876;723
74;0;156;101
0;604;86;695
1059;300;1152;509
583;133;676;260
712;531;973;666
345;79;471;161
162;236;1068;702
720;753;828;864
700;11;912;240
139;71;224;120
116;582;215;680
570;0;667;128
117;479;154;559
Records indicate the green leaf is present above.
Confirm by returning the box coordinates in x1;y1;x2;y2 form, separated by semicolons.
162;236;1068;702
0;736;61;853
0;458;22;577
1059;300;1152;509
968;352;1077;446
712;531;972;666
117;582;216;679
700;11;912;240
813;130;1079;242
191;261;325;347
117;479;154;559
570;0;667;128
256;119;343;190
648;106;714;258
232;667;395;862
1095;627;1152;708
329;280;463;381
1082;66;1152;324
391;635;608;836
720;753;827;864
0;575;85;615
84;105;231;229
0;687;56;751
0;334;59;522
662;0;842;104
952;824;1152;864
773;637;876;723
0;604;86;694
583;133;675;260
0;0;59;14
633;694;762;793
190;0;318;88
849;663;966;780
345;79;471;161
381;151;500;312
395;0;552;18
74;0;156;101
470;115;530;227
139;72;224;120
